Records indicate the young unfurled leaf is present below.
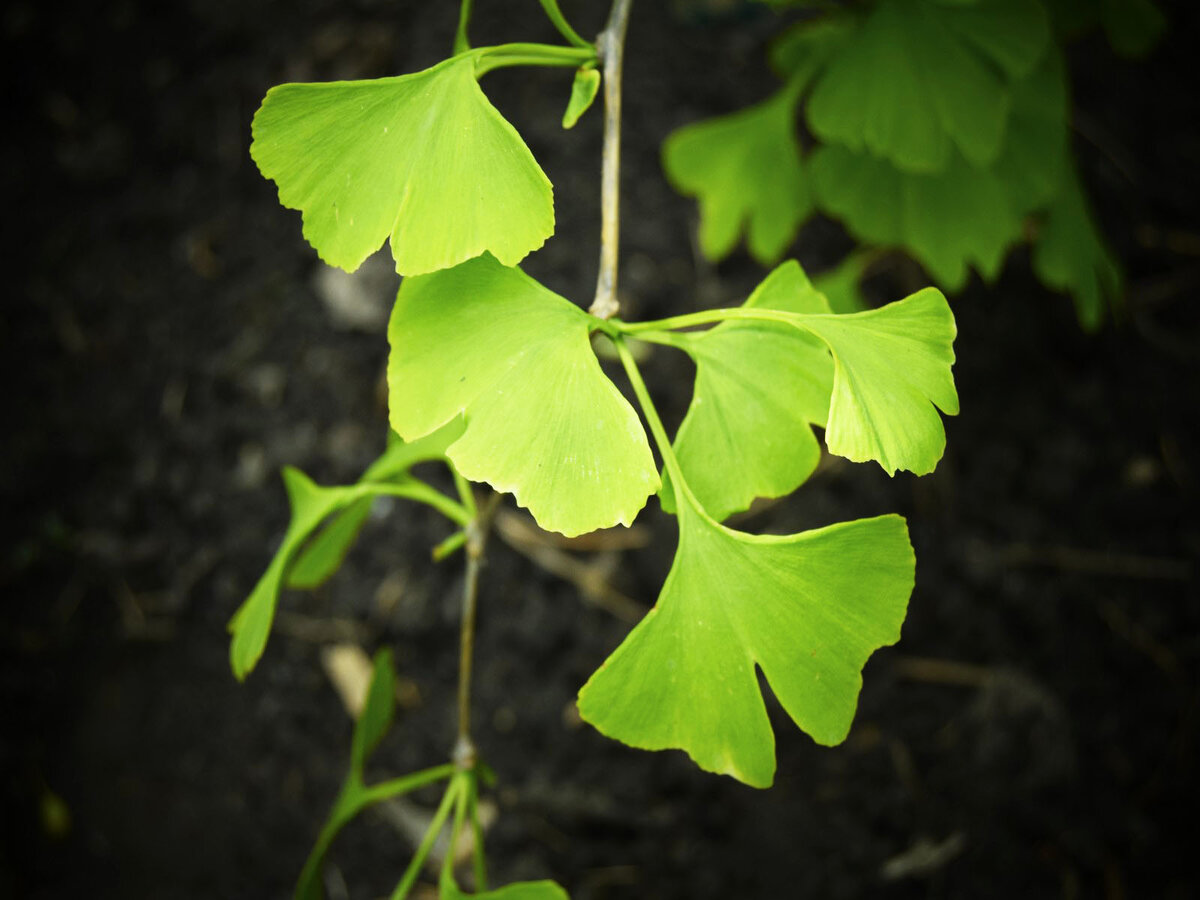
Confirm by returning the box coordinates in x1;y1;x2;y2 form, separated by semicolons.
806;0;1048;173
387;254;658;537
768;15;855;82
659;262;833;520
440;872;570;900
562;66;600;129
810;143;1023;290
578;495;915;788
662;82;809;264
286;420;467;590
795;288;959;476
251;56;554;276
228;424;469;681
351;649;396;775
1033;164;1122;331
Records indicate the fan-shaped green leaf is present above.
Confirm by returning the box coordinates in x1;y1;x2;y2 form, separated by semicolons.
662;82;809;264
810;143;1023;289
250;56;553;276
578;494;915;787
806;0;1046;172
387;254;658;537
1033;165;1122;330
793;288;959;475
658;261;833;519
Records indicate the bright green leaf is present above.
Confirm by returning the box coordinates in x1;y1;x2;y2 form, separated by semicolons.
662;82;810;264
793;288;959;475
806;0;1044;172
1033;165;1122;331
441;872;570;900
229;439;469;680
659;261;833;519
578;496;915;788
285;497;373;590
251;56;553;276
562;66;600;129
285;419;466;591
351;649;397;774
387;254;658;537
810;143;1023;289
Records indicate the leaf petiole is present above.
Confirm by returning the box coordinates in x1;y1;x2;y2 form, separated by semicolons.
474;42;596;76
455;0;473;53
391;773;467;900
610;335;693;507
538;0;593;49
615;306;808;335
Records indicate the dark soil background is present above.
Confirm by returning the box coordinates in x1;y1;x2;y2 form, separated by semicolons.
3;1;1199;898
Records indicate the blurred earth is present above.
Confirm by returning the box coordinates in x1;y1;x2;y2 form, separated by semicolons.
2;1;1199;898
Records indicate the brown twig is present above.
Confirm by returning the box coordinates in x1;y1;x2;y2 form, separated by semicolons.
588;0;633;320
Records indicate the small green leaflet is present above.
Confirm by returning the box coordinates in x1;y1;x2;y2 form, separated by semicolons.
296;651;458;900
562;66;600;129
1033;164;1122;331
810;143;1023;290
796;288;959;475
250;55;553;276
662;81;809;264
578;494;915;788
228;422;468;681
658;261;833;520
387;254;659;537
806;0;1049;173
440;873;569;900
287;422;466;589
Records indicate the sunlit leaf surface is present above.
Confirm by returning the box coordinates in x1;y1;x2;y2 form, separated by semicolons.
387;255;658;536
579;493;915;788
660;262;833;519
251;56;553;275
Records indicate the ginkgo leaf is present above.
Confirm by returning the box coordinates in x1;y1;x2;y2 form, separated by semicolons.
793;288;959;475
562;66;600;129
441;872;569;900
286;420;466;589
351;648;396;775
387;254;658;537
991;48;1070;216
228;433;470;681
806;0;1047;172
662;82;809;264
1033;164;1122;331
810;143;1023;290
578;494;915;788
659;261;833;519
251;55;553;276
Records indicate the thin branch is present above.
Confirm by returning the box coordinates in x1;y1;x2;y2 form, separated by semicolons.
453;491;502;770
589;0;634;319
